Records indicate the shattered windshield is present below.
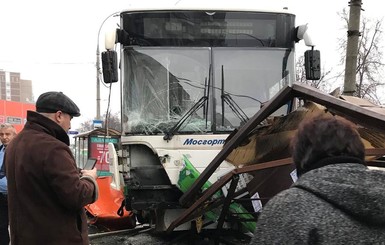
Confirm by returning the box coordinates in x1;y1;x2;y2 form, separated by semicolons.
122;48;211;134
122;47;293;135
213;48;292;130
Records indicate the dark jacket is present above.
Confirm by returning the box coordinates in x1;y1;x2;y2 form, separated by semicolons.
251;159;385;244
5;111;97;245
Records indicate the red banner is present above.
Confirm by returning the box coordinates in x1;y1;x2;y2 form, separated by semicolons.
89;136;119;171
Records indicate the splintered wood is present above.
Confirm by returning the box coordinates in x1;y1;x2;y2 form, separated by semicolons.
226;98;385;167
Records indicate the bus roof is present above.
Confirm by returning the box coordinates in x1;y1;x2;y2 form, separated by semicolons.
119;1;294;15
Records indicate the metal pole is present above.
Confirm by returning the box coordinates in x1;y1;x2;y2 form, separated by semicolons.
96;46;101;120
343;0;362;95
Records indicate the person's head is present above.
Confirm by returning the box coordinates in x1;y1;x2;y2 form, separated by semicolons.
0;123;17;146
36;91;81;132
291;115;365;177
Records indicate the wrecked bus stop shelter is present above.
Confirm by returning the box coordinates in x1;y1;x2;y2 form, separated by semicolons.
167;82;385;232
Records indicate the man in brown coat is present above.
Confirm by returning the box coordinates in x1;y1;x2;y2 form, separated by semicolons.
5;91;99;245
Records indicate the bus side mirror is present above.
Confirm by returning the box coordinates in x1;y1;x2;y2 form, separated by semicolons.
102;50;118;83
304;49;321;80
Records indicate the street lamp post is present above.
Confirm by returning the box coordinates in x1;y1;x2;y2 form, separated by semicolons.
96;46;101;120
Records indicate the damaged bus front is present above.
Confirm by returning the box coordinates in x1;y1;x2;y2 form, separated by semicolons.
100;4;320;231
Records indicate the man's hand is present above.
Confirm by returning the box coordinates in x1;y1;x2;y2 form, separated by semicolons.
81;168;98;180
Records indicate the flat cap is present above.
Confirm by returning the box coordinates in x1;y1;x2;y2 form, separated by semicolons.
36;91;81;117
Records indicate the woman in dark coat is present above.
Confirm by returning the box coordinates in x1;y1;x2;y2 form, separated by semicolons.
250;116;385;244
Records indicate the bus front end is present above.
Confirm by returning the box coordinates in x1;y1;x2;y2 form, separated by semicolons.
101;8;318;231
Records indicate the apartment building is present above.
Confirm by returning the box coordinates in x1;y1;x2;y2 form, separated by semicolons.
0;70;34;103
0;69;35;132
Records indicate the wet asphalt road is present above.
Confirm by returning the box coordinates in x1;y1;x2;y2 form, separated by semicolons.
88;226;251;245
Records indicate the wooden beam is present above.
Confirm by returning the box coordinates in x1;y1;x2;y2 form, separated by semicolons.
291;83;385;133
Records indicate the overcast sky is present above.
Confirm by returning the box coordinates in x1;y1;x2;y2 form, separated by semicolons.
0;0;383;129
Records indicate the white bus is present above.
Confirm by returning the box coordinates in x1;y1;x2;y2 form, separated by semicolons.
101;2;319;231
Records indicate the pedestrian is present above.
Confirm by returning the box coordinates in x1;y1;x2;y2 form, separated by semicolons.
5;91;99;245
0;123;17;245
250;115;385;244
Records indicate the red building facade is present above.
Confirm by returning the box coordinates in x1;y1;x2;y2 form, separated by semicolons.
0;100;35;133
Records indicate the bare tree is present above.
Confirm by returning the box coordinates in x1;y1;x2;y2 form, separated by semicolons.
338;8;385;104
78;120;94;132
104;112;121;131
77;112;121;133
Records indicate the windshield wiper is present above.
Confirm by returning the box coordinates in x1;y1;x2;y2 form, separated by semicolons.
163;95;208;141
203;74;210;128
221;65;249;125
164;65;211;141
